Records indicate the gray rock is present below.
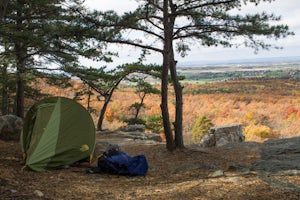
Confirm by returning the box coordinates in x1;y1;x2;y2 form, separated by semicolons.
145;133;163;142
34;190;44;197
199;134;215;147
225;164;251;176
119;124;146;132
251;137;300;174
10;189;18;193
208;170;224;178
119;131;147;140
0;115;23;141
199;124;245;147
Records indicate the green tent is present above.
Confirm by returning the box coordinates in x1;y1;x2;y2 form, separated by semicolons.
21;97;96;171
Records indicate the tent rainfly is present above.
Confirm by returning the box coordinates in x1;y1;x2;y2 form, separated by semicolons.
21;97;95;171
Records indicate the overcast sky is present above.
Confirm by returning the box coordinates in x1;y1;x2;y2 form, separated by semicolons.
83;0;300;67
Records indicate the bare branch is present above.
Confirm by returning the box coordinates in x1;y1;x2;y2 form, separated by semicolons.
106;39;163;53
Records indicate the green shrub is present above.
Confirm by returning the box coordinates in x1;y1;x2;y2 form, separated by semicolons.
144;115;163;133
121;117;146;125
244;124;278;140
191;115;213;144
120;115;163;133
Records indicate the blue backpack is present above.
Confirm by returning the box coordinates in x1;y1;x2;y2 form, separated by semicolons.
87;152;149;176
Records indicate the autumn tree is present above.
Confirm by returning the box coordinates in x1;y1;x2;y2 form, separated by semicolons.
64;64;121;130
88;0;293;150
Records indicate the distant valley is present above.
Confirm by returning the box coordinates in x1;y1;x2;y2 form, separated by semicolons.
176;56;300;83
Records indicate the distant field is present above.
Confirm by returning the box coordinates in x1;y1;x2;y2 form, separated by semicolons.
177;62;300;83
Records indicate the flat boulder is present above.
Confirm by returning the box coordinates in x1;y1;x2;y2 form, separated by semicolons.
250;137;300;174
119;124;146;132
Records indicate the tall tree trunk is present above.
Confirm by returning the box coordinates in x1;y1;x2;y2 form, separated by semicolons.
169;60;184;148
97;95;110;131
1;86;9;115
162;0;175;151
15;73;24;118
87;87;92;112
97;78;123;131
14;0;26;118
134;93;145;120
0;0;8;19
15;44;25;118
169;0;184;149
15;43;26;118
165;0;185;149
1;64;9;115
161;58;174;151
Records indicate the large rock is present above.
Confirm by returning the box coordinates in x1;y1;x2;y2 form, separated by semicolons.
250;137;300;174
199;124;245;147
0;115;23;141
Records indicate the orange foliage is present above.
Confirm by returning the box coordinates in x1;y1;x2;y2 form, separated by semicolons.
284;105;297;119
26;78;300;143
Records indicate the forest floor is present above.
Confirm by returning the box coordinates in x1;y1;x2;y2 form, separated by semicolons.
1;133;300;200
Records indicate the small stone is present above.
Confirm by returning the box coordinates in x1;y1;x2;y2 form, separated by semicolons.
34;190;44;197
208;170;224;178
10;189;17;193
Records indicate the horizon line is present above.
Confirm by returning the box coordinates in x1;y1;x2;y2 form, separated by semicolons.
177;56;300;67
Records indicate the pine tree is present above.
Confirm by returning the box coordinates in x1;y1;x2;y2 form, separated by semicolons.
64;62;161;130
127;77;160;123
0;0;113;117
89;0;293;150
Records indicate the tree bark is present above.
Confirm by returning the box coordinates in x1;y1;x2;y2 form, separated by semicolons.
0;0;8;19
164;0;185;149
161;59;174;150
14;2;26;118
169;60;184;148
15;42;26;118
87;87;92;112
97;94;110;131
161;0;175;151
1;64;9;115
97;78;123;131
134;93;145;120
15;73;24;118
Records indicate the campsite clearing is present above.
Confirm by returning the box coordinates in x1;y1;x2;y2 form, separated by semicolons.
1;133;300;200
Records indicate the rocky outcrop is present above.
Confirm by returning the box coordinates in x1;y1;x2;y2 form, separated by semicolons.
97;124;163;144
119;124;146;132
95;126;164;154
199;124;245;147
116;124;162;142
251;137;300;174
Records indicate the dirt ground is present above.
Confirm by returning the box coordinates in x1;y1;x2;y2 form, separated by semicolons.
1;134;300;200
